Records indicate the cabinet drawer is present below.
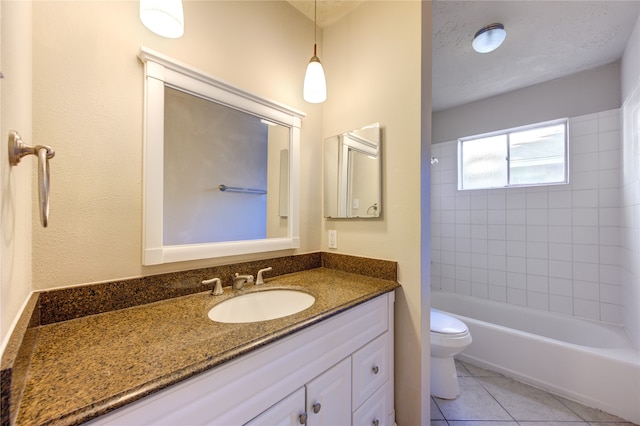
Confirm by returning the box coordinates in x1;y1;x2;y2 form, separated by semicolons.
352;333;389;409
352;385;388;426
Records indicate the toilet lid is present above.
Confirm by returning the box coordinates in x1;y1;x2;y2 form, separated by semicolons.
430;309;469;334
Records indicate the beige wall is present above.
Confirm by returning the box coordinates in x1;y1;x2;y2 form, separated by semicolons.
1;1;33;349
322;2;425;423
31;1;322;289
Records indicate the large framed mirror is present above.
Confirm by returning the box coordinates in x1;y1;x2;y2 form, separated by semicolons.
139;47;304;265
324;123;382;218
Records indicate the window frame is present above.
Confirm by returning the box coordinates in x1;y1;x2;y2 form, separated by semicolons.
457;118;569;191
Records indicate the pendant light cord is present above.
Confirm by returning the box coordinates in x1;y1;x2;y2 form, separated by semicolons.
313;0;318;56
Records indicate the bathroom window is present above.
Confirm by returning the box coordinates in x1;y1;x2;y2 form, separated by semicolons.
458;119;568;190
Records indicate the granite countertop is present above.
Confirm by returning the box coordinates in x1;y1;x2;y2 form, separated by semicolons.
15;267;399;426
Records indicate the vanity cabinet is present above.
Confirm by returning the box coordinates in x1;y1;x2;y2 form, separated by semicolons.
87;292;395;426
247;358;351;426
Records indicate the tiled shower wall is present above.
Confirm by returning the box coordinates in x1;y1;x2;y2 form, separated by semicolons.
430;109;623;325
621;87;640;346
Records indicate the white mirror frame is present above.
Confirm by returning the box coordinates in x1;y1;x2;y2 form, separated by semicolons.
139;47;304;265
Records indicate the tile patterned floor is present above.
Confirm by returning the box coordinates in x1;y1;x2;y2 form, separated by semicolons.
431;360;638;426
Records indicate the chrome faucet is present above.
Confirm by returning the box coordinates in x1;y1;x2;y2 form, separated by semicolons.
256;267;272;285
232;273;254;290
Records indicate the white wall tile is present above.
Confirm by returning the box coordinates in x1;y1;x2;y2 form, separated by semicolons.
600;283;621;304
573;208;599;226
506;209;526;225
526;209;548;226
572;226;598;244
548;226;572;243
573;298;600;320
572;190;598;208
572;244;599;263
598;149;621;170
550;294;573;315
489;285;507;302
600;303;624;324
430;109;626;325
570;171;598;190
599;207;620;226
488;269;507;286
549;277;573;296
527;258;549;276
507;288;527;306
527;242;548;259
599;130;621;151
527;291;549;310
571;133;598;153
573;261;599;283
526;225;548;242
570;114;598;136
549;260;573;279
507;273;527;290
549;243;573;261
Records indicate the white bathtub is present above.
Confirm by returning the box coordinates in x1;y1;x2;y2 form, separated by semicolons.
431;291;640;424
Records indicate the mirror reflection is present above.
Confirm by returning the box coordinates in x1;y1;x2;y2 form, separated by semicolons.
324;123;382;218
164;87;290;244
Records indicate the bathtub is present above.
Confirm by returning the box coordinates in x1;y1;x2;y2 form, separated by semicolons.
431;291;640;424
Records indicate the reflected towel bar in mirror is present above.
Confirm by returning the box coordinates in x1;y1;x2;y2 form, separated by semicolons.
218;184;267;195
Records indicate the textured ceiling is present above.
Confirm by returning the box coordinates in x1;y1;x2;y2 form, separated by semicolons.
432;1;640;111
288;1;640;112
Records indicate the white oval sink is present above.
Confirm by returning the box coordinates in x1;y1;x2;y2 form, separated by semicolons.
208;289;315;323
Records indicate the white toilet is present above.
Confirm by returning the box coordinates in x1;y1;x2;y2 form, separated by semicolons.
430;309;472;399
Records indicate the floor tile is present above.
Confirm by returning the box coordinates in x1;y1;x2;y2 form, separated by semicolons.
448;421;519;426
458;360;503;378
431;420;448;426
514;422;589;426
434;377;513;421
455;359;472;377
555;396;632;423
431;397;445;420
478;377;583;422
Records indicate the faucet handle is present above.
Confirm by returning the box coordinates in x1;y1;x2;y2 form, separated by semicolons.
256;267;273;285
203;278;223;296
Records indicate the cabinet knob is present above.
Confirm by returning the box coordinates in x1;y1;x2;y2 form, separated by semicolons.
298;413;307;424
371;365;379;374
312;402;321;413
372;419;379;426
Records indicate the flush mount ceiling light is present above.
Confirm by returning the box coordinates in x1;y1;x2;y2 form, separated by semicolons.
140;0;184;39
303;0;327;103
472;23;506;53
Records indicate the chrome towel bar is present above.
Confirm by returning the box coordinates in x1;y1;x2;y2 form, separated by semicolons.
8;130;55;227
218;184;266;195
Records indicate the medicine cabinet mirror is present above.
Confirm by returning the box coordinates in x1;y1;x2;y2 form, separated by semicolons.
139;47;304;265
324;123;382;218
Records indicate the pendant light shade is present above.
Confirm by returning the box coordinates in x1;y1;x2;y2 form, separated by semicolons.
303;0;327;103
472;23;506;53
304;47;327;103
140;0;184;39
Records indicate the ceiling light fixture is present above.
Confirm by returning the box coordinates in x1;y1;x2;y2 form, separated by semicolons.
303;0;327;103
472;23;506;53
140;0;184;39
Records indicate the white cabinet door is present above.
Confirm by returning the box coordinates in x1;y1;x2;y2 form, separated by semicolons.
245;388;305;426
306;358;351;426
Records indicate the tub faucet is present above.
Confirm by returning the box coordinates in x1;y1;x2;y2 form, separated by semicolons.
232;273;254;290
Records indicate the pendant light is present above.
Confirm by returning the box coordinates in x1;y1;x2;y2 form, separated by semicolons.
140;0;184;39
472;23;506;53
303;0;327;103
